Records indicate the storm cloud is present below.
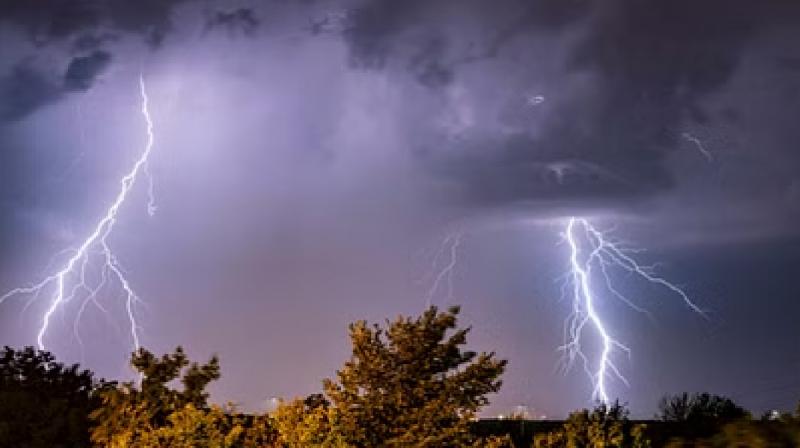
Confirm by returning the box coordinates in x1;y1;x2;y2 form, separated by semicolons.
0;0;193;120
204;8;260;37
334;0;800;211
0;61;63;122
64;50;112;91
0;0;192;46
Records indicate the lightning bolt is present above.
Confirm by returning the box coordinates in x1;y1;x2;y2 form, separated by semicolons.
681;132;713;162
425;232;463;307
560;217;705;403
0;75;156;351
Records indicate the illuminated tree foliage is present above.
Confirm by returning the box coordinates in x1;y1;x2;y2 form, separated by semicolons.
119;404;276;448
275;306;507;447
0;346;101;448
272;394;349;447
664;405;800;447
533;402;651;448
90;347;275;447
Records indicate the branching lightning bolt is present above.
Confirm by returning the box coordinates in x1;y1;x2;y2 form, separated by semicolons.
0;75;156;351
425;233;463;307
560;217;706;404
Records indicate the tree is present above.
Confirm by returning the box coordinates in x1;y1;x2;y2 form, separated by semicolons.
90;346;275;447
276;306;507;447
476;434;517;447
131;404;277;448
657;392;748;424
0;346;102;448
655;392;748;442
665;403;800;447
273;394;348;447
533;402;651;448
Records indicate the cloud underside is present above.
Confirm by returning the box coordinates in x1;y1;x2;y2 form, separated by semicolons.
341;0;799;207
1;0;799;213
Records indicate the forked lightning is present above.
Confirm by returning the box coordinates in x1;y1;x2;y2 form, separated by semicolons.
0;75;156;351
561;217;705;403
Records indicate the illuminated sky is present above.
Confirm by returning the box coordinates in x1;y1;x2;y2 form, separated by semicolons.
1;0;799;417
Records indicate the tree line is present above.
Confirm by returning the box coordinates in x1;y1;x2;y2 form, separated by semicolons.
1;306;798;447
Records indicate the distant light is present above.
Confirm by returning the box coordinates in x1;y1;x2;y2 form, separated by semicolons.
526;94;545;106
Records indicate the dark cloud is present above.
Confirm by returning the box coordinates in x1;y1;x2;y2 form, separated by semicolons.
0;62;62;122
517;0;798;204
0;0;102;44
342;0;588;80
104;0;192;47
72;33;119;52
64;50;112;91
431;135;664;207
475;0;588;58
0;50;111;121
406;36;453;89
0;0;191;47
205;8;260;37
342;0;425;70
353;0;800;209
0;0;192;119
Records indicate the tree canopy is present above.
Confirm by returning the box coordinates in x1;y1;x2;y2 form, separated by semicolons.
90;346;275;447
4;311;800;447
276;305;507;447
657;392;749;423
0;346;101;448
533;402;651;448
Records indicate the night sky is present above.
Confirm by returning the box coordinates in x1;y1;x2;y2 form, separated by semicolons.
1;0;799;418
